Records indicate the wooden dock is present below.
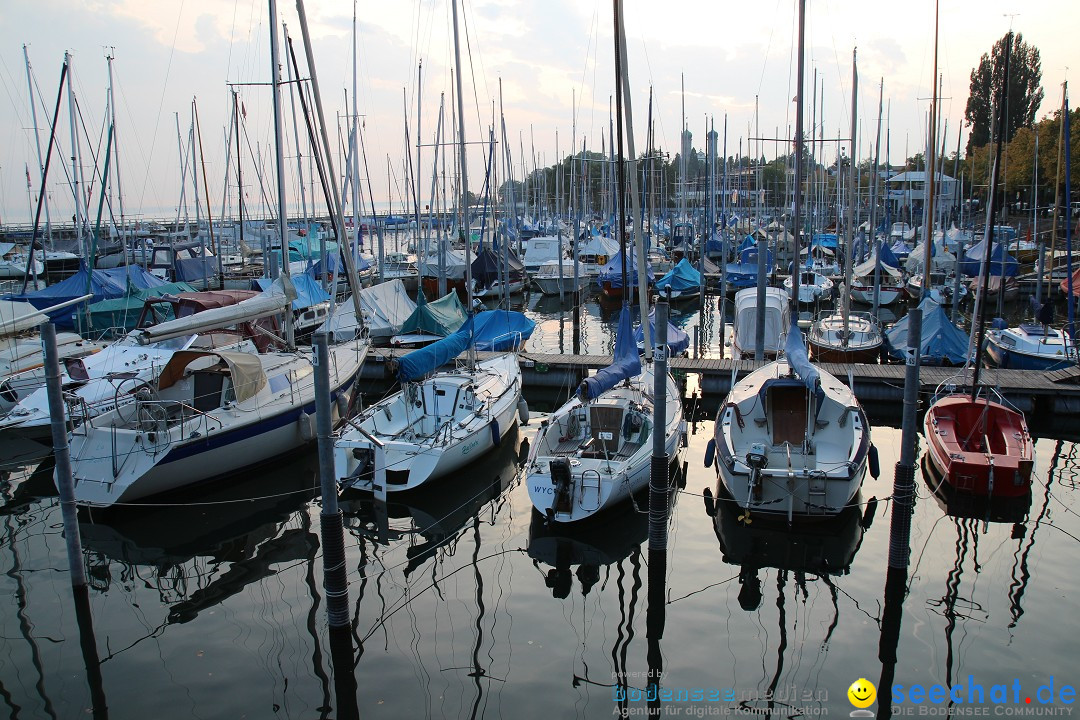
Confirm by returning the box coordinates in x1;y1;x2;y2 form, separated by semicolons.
358;348;1080;416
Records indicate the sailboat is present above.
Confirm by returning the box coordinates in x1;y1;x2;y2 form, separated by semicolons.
808;48;883;364
526;306;684;522
527;0;683;524
333;0;522;495
707;11;873;521
922;32;1034;498
708;325;873;520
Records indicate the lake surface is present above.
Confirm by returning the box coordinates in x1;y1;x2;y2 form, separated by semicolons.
0;289;1077;718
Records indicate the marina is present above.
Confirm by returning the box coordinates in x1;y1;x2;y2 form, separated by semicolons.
2;0;1080;716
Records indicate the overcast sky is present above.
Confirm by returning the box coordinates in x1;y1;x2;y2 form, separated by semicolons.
0;0;1074;227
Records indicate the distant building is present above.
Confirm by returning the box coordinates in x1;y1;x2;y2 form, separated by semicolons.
886;171;958;221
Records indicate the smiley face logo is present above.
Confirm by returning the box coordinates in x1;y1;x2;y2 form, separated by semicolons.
847;678;877;709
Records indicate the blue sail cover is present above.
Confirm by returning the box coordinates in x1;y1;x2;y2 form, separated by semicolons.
578;306;642;400
758;322;823;408
959;241;1019;277
878;241;901;268
471;310;536;351
598;250;653;290
655;258;702;293
884;298;969;365
398;316;474;382
634;308;690;356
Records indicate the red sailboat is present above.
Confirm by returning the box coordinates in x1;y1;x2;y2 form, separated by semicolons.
922;394;1033;496
921;31;1034;498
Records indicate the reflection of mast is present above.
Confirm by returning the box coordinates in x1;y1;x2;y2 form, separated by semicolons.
939;519;972;692
467;516;489;718
1008;440;1062;631
763;572;789;715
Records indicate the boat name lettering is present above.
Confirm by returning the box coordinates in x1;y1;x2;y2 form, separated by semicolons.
532;485;554;494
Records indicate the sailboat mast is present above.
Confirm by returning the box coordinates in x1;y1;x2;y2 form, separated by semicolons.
268;0;296;348
969;32;1013;396
23;46;53;247
843;49;857;343
919;1;940;292
450;0;475;369
614;0;651;352
790;0;806;308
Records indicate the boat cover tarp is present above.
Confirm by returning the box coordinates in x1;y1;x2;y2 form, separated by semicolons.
655;258;702;293
471;310;535;351
471;247;525;284
905;238;956;273
157;349;266;403
634;308;690;356
254;273;330;310
522;236;563;268
174;256;217;283
884;298;969;364
811;233;839;249
420;248;468;279
308;248;370;276
959;240;1019;277
578;305;641;401
398;316;474;382
398;291;467;338
734;288;790;354
82;281;197;335
3;264;169;328
598;250;653;289
355;279;415;338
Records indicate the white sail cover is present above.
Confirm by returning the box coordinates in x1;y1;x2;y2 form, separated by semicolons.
733;287;791;355
134;278;293;345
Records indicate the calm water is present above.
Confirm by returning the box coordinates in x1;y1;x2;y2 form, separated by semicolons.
1;290;1077;718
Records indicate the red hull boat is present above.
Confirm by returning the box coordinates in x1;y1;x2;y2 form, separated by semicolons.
922;394;1033;497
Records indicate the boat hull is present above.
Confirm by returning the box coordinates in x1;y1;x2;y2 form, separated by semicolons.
526;366;684;523
808;340;881;364
922;394;1033;497
335;354;522;492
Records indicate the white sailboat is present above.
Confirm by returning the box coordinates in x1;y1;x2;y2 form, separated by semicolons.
333;321;522;492
709;325;872;520
526;306;684;522
333;0;521;495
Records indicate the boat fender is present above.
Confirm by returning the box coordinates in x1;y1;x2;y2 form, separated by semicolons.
868;444;880;479
298;412;316;441
490;418;501;447
517;398;530;425
336;392;349;418
703;486;716;517
704;438;716;468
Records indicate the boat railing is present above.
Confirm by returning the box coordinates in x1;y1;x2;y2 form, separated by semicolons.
134;398;225;436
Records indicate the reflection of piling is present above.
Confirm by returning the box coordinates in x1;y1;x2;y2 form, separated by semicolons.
573;290;581;355
647;295;669;718
313;332;350;627
328;625;360;720
877;308;921;719
890;308;920;568
73;584;109;719
42;321;87;587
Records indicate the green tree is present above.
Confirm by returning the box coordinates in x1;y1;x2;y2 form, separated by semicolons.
964;32;1044;153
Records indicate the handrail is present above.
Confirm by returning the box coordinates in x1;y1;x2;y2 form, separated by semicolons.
135;398;225;434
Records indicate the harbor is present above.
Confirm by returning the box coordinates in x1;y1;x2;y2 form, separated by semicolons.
2;0;1080;716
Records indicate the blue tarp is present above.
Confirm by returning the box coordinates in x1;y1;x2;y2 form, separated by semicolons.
811;233;839;249
959;240;1019;278
471;310;536;351
398;316;474;382
598;250;653;290
578;306;642;400
879;241;901;268
725;246;774;291
3;263;168;328
634;309;690;356
884;298;969;365
655;258;702;294
254;274;330;311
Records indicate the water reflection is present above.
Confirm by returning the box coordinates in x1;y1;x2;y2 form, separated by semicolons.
707;493;876;715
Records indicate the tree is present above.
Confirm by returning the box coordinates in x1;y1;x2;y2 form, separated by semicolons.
964;32;1044;153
